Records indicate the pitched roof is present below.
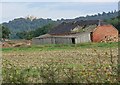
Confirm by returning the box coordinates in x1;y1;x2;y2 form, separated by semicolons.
36;32;90;39
48;20;108;34
36;34;51;38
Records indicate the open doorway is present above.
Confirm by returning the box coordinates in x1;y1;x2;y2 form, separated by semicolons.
90;32;93;42
72;38;75;44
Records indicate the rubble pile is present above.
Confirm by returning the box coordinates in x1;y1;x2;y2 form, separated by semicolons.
2;42;12;48
2;40;32;48
101;36;118;43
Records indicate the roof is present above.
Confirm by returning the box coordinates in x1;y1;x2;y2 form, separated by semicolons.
36;34;51;38
36;32;90;39
35;20;111;39
52;33;83;38
48;20;108;34
93;25;118;33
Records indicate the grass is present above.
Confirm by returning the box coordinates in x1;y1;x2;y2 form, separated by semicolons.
2;42;119;83
2;42;118;52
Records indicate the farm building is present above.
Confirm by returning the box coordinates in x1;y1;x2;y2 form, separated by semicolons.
32;20;118;44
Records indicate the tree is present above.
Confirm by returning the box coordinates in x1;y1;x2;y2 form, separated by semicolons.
105;16;120;31
0;25;10;39
16;23;57;40
102;12;106;16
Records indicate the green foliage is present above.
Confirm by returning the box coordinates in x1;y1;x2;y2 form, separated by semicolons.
105;15;120;31
2;18;57;39
16;23;57;40
2;18;55;33
0;25;10;39
2;42;118;83
2;57;118;83
2;59;27;84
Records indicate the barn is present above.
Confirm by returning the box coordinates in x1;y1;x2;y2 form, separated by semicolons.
92;25;118;42
32;32;91;44
32;20;118;44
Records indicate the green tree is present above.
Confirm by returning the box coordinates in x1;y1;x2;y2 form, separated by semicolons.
105;16;120;31
0;25;10;39
16;23;57;40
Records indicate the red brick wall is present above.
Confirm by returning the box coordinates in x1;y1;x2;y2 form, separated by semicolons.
92;25;118;42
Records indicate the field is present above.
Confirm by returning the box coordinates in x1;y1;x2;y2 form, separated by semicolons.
2;42;119;83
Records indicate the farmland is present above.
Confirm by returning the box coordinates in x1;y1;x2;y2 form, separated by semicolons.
2;42;119;83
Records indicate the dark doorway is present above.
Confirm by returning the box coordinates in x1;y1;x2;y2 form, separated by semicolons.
72;38;75;44
90;32;93;42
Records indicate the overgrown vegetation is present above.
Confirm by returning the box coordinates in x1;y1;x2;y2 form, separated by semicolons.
2;55;118;83
105;15;120;31
2;42;119;83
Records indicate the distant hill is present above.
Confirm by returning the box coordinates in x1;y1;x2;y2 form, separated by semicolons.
2;10;119;39
2;18;55;33
2;17;57;38
59;11;118;22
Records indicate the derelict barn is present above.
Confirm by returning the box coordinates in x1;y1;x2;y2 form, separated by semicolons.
32;32;91;44
32;20;118;44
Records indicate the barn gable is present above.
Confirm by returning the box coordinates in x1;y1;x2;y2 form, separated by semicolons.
92;25;118;42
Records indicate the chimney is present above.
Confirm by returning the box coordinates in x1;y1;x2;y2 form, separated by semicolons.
98;19;101;26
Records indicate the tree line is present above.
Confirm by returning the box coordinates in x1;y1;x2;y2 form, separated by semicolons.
16;23;57;40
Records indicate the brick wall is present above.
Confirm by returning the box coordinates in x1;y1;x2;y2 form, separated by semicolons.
92;25;118;42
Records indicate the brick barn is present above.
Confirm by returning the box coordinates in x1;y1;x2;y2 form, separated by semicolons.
92;25;118;42
32;20;118;44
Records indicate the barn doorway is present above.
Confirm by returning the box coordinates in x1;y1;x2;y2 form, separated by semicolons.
72;38;75;44
90;32;93;42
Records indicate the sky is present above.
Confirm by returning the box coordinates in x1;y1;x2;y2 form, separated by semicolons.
0;0;119;23
1;0;120;2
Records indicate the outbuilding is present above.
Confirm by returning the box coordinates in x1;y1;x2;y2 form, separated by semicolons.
32;20;118;44
92;25;118;42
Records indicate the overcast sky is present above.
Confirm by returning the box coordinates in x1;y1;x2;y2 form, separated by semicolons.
1;0;119;2
0;0;119;23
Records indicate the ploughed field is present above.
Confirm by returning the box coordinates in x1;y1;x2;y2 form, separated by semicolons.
2;42;119;83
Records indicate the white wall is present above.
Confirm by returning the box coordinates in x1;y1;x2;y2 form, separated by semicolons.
75;32;91;43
